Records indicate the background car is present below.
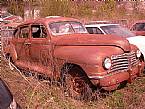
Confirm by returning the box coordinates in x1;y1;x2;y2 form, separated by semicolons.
130;20;145;36
85;23;145;64
0;78;21;109
0;11;22;23
1;22;20;57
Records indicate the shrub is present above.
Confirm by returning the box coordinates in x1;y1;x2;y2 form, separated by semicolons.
40;0;71;17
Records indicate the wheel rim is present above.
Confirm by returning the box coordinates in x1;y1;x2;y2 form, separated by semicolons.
65;73;87;98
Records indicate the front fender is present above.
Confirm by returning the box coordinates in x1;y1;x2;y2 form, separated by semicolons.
54;45;124;75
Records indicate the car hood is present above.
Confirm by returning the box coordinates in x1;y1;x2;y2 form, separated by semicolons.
52;34;130;52
127;35;145;58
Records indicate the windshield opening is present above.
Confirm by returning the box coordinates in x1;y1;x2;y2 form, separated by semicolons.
101;25;135;38
49;21;87;35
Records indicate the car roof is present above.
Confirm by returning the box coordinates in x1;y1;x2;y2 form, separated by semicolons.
19;16;80;26
85;23;119;28
85;20;111;24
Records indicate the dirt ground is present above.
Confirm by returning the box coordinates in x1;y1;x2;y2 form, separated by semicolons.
1;57;145;109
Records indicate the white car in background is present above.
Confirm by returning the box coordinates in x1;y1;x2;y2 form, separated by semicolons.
85;23;145;62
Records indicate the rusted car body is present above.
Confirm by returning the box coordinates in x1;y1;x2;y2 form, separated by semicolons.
130;20;145;36
3;17;143;98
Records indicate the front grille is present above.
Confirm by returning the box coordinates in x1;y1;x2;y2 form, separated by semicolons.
129;52;139;66
110;52;139;73
111;53;129;72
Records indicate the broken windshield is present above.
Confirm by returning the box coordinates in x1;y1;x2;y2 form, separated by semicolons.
49;21;87;35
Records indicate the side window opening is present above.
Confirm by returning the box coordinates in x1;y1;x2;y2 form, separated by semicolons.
86;27;103;34
86;27;94;34
95;27;103;34
31;25;47;38
13;29;19;38
20;26;29;38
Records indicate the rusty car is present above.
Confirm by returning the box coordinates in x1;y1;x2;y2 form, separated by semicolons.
3;16;144;99
130;20;145;36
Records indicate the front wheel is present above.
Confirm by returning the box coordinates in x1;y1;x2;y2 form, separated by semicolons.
61;66;93;100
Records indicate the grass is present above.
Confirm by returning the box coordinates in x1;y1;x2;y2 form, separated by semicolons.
1;57;145;109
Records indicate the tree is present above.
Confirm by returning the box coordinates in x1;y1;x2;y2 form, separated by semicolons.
0;0;8;5
39;0;70;17
7;0;24;17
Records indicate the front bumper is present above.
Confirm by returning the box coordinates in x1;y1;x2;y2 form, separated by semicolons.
89;62;143;91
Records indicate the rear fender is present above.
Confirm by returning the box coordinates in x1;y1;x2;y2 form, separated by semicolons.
5;44;17;62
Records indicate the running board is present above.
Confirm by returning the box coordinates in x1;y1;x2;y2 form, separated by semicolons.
15;60;52;77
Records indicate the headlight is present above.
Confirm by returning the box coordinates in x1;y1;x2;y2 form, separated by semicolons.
9;99;17;109
103;57;112;70
136;50;141;58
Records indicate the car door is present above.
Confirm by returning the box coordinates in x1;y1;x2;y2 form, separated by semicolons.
30;23;51;67
13;25;31;61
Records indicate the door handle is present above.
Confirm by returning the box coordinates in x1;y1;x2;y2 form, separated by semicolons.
24;42;31;45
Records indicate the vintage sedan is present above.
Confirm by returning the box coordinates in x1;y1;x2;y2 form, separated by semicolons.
85;23;145;64
130;20;145;36
3;16;144;99
0;78;21;109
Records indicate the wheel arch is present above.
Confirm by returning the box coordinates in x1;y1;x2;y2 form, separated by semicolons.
60;63;87;76
60;63;94;87
3;43;18;62
9;45;18;62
